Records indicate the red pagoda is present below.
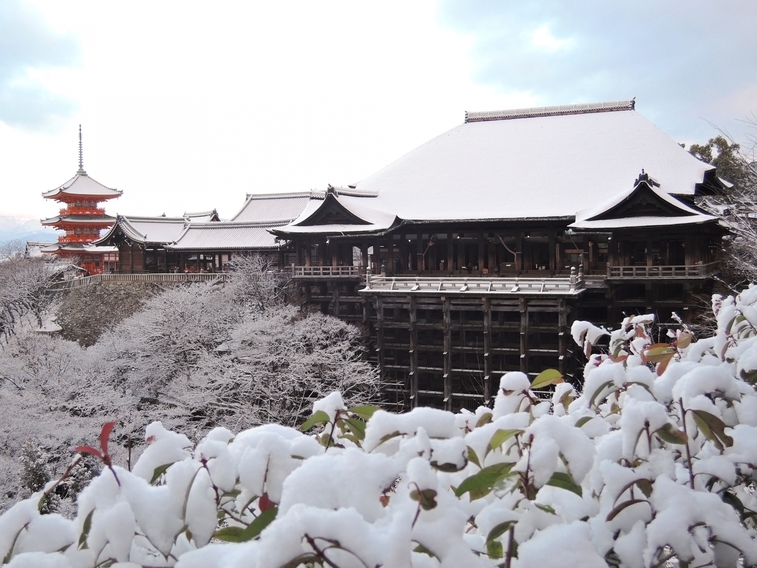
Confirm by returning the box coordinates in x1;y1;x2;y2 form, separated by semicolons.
41;127;122;274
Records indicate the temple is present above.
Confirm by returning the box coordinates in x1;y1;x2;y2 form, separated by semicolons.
56;100;728;412
270;100;726;410
41;127;122;274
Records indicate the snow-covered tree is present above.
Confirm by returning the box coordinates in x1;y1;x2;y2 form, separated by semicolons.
691;125;757;285
5;286;757;566
0;257;60;342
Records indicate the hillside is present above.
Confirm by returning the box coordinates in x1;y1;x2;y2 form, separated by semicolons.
54;282;165;346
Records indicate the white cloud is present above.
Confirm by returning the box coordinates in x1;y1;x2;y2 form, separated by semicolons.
531;24;572;51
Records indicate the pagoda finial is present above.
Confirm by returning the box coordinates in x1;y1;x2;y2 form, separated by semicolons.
77;125;87;175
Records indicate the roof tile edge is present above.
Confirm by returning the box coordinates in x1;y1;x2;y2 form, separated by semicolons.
465;98;636;123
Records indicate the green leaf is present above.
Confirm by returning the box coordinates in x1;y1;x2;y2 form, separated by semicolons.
535;503;556;514
487;539;504;559
301;410;330;432
430;461;464;472
676;332;693;349
588;380;615;409
214;507;278;542
467;446;481;468
454;462;515;500
545;471;582;496
643;344;676;364
413;544;436;557
475;412;493;428
531;368;564;389
78;509;94;549
377;430;402;445
486;520;516;544
348;405;380;421
410;488;438;510
488;429;522;453
340;417;366;442
606;499;649;522
692;409;733;450
574;416;593;428
150;462;174;484
655;423;687;445
612;478;654;506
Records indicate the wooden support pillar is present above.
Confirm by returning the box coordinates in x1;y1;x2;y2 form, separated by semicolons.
515;233;523;274
447;232;454;273
548;230;558;276
519;298;528;374
488;237;496;273
558;299;568;376
684;234;693;266
478;232;485;272
483;297;493;404
376;298;385;385
332;284;340;318
409;296;418;408
443;297;452;411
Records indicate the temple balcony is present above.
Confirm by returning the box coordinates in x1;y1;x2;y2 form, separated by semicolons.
360;275;583;296
291;265;362;279
606;262;719;280
59;206;106;216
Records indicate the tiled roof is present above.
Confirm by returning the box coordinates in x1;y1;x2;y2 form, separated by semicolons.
229;192;312;223
42;172;122;200
167;221;283;251
353;100;714;222
94;216;190;246
41;214;115;225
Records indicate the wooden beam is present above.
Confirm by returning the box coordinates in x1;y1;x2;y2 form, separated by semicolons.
443;297;452;411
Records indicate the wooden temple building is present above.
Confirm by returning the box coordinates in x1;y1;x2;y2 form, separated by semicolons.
269;100;726;410
79;99;727;412
41;127;121;274
95;192;312;272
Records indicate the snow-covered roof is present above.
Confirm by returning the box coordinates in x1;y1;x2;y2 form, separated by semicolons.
167;222;282;251
41;214;115;226
184;210;220;222
230;192;313;223
273;188;397;236
94;216;190;246
42;172;122;200
39;243;118;254
350;100;714;222
570;171;718;230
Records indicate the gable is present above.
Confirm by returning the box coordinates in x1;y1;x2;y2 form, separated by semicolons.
296;193;371;227
587;174;697;222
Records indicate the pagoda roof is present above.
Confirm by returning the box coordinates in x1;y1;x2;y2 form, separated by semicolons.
41;214;116;226
346;99;715;223
42;171;122;200
167;221;284;251
229;192;312;223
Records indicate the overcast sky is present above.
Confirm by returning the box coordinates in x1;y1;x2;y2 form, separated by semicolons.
1;0;755;219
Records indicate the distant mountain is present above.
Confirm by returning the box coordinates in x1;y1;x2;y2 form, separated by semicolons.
0;216;59;247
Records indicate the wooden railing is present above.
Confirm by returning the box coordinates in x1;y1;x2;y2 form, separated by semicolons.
51;272;231;290
607;262;719;279
361;276;581;296
292;265;362;278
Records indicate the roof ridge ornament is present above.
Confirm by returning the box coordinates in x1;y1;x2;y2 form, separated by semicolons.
77;125;87;176
465;99;636;123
